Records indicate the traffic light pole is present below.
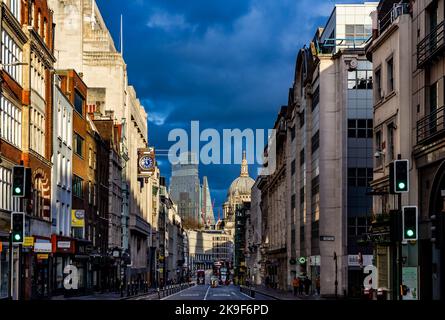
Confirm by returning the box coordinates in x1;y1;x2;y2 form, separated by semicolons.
8;232;12;299
398;193;403;301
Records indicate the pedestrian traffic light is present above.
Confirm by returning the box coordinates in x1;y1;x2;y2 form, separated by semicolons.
11;212;24;244
12;166;25;197
394;160;409;193
402;206;418;241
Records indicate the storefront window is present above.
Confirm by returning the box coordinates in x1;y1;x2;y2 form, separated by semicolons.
0;242;10;298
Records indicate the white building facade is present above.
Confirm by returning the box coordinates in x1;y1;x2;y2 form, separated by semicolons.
51;75;73;236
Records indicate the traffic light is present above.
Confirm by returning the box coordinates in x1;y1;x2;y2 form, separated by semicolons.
12;166;25;197
402;206;418;241
394;160;409;193
11;212;24;244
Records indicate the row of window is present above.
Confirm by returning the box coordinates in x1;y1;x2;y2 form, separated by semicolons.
5;0;21;22
374;57;394;101
56;99;72;146
56;153;71;191
31;55;46;99
311;130;320;153
30;107;46;156
1;30;23;84
0;166;20;212
0;96;21;147
348;119;373;139
348;167;373;187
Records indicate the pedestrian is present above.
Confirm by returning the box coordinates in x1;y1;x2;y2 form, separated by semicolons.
298;277;304;295
304;277;311;295
316;277;320;296
292;277;300;296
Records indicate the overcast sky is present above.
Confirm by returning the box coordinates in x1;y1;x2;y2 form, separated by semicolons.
96;0;364;216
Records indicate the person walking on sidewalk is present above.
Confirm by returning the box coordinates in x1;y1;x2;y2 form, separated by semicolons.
316;277;321;296
292;277;300;296
298;277;304;295
304;277;311;296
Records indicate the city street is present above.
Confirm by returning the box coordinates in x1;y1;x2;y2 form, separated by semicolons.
156;285;274;301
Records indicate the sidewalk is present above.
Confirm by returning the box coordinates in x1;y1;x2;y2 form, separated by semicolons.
51;289;157;300
252;285;323;300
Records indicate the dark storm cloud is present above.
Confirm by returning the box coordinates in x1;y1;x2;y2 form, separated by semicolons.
96;0;363;210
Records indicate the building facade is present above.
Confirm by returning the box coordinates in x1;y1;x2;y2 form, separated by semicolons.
169;152;201;227
49;0;154;288
0;0;26;300
51;74;73;238
366;0;414;300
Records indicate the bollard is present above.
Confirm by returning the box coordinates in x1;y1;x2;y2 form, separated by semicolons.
157;288;161;300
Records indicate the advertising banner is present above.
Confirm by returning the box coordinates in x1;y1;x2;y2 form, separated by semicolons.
71;210;85;228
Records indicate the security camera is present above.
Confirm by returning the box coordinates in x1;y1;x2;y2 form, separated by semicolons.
374;151;383;158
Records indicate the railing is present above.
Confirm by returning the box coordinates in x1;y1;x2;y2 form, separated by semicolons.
378;3;410;35
416;106;445;144
417;20;445;68
157;282;195;299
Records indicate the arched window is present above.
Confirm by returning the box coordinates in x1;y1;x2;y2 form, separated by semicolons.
43;18;47;42
33;176;45;218
37;10;41;34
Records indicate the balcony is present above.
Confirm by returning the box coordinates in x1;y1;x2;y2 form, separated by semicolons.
416;106;445;145
417;21;445;69
378;3;410;36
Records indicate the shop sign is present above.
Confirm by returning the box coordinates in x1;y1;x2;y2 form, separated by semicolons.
71;210;85;228
320;235;335;241
23;236;34;247
34;242;52;253
0;242;2;253
402;267;419;300
348;254;373;267
58;241;71;249
37;254;49;260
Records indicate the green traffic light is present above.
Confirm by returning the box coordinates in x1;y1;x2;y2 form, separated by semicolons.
14;233;21;241
14;187;21;194
406;229;414;237
398;182;406;190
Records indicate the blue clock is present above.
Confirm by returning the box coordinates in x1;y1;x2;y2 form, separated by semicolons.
139;155;154;170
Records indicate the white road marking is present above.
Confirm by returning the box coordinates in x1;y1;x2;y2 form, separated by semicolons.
239;291;254;300
203;286;211;300
161;286;198;300
212;293;231;297
180;293;200;297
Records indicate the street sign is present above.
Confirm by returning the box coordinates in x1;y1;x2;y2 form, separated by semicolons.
23;237;34;247
37;254;49;260
320;236;335;241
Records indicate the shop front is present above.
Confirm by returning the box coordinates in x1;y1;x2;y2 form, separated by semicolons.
51;235;76;297
72;239;93;295
29;238;53;300
0;233;10;299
